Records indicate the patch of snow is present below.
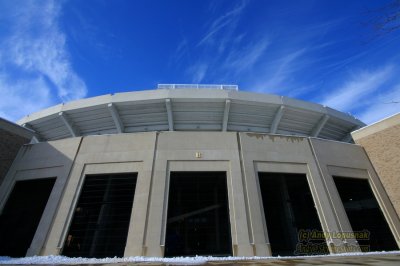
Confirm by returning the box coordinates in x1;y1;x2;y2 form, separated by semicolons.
0;251;400;265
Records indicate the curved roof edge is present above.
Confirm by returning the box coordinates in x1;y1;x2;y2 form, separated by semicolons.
18;89;365;143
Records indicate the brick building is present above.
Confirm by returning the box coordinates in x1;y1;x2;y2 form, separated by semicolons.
0;118;34;185
352;113;400;218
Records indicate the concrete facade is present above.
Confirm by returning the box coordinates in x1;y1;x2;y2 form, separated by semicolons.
1;131;399;257
352;113;400;218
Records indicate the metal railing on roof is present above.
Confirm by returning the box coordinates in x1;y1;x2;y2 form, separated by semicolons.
157;84;239;91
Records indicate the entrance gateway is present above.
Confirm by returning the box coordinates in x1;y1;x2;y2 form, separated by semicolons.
333;176;398;251
62;173;137;258
258;173;328;256
165;172;232;257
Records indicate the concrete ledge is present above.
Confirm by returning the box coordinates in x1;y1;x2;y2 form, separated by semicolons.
352;113;400;140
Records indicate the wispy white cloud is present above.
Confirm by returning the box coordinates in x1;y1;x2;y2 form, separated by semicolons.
249;48;307;93
170;38;191;67
197;0;248;48
177;1;250;83
188;63;209;84
0;0;87;121
0;75;52;121
320;65;393;111
66;4;119;61
166;1;400;127
224;38;270;73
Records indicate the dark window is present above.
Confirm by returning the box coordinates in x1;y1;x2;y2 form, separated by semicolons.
165;172;232;257
258;173;328;256
0;178;56;257
333;176;398;251
62;173;137;258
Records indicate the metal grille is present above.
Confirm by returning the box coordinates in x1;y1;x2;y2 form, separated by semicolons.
62;173;137;258
158;84;239;90
258;173;328;256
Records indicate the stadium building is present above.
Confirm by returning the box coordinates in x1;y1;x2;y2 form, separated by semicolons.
0;84;399;258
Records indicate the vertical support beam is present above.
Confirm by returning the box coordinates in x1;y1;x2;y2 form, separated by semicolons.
59;112;79;137
29;136;40;144
108;103;124;133
270;106;285;134
222;99;231;131
165;99;174;131
311;114;330;137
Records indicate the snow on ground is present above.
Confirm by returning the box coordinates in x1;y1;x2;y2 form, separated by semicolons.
1;251;400;265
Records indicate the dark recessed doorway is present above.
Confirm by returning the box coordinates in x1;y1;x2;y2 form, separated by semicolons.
0;178;56;257
333;176;398;251
62;173;137;258
165;172;232;257
258;173;328;256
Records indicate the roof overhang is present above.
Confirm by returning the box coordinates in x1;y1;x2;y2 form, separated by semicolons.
18;89;365;142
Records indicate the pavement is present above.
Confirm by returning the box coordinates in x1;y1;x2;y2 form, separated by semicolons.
2;252;400;266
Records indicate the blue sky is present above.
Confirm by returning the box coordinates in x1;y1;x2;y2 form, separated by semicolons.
0;0;399;124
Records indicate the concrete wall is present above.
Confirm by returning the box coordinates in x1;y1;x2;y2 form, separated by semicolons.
310;138;400;250
352;113;400;218
0;131;399;257
239;134;354;254
42;133;157;256
0;138;82;256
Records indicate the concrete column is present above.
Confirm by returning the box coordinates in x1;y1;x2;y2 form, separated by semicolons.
124;134;158;256
228;139;253;256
